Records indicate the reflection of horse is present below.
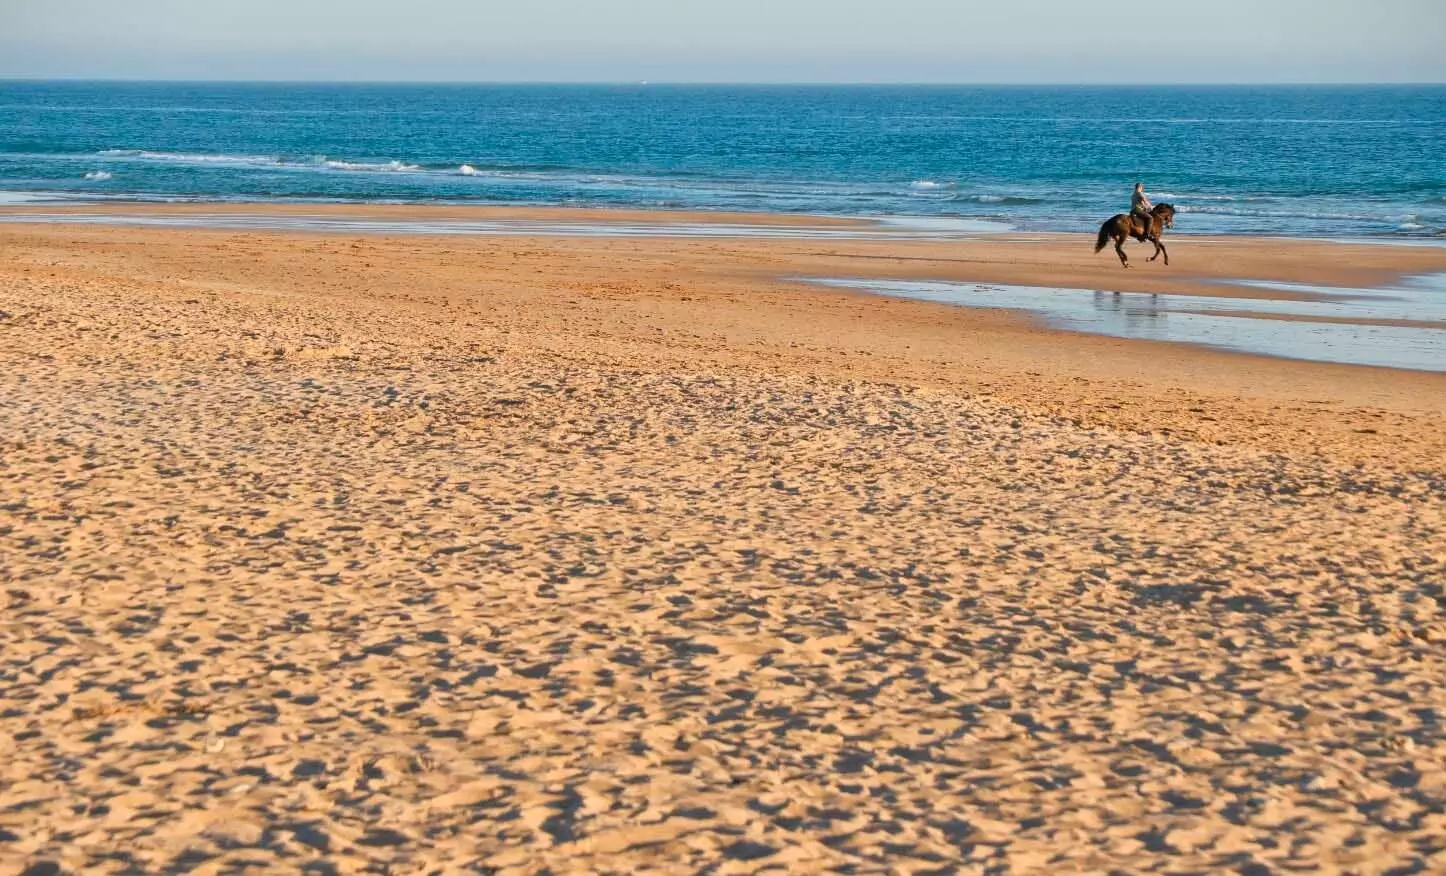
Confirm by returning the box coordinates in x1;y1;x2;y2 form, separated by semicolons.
1094;203;1176;268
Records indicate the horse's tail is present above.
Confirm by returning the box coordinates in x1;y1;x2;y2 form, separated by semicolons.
1094;220;1113;253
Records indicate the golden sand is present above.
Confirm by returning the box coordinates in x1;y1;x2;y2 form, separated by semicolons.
2;212;1444;873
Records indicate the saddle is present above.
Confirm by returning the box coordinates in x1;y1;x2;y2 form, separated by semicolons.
1130;212;1155;239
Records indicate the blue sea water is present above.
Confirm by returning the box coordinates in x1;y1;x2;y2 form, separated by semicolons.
1;81;1443;238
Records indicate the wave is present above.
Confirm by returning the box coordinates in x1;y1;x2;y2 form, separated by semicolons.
899;182;1041;206
99;149;286;167
904;192;1044;206
89;154;1025;204
1181;206;1376;222
97;151;601;179
1150;191;1266;203
97;150;425;174
1176;204;1441;229
321;159;422;172
74;155;1390;215
965;194;1041;205
452;163;584;177
43;150;1441;238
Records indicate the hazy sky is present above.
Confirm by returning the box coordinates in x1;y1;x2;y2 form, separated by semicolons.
3;0;1443;83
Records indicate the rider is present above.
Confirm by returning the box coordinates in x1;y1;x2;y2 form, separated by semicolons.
1130;182;1154;234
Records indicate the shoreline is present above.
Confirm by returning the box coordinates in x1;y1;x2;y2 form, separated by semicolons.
0;199;874;227
4;217;1445;419
2;197;1444;246
5;201;1446;308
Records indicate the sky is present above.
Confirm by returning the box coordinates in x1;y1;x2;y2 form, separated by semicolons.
2;0;1443;83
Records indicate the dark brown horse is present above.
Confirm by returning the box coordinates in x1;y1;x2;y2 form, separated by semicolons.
1094;203;1176;267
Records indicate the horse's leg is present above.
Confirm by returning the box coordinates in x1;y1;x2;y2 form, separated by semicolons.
1158;239;1168;266
1114;234;1129;267
1148;236;1162;262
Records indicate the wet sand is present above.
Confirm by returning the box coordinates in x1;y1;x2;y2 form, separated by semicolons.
2;212;1445;873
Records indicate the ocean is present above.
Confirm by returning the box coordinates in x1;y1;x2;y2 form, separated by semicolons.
1;81;1442;238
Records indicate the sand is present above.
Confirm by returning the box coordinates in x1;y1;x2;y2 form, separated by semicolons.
2;212;1445;874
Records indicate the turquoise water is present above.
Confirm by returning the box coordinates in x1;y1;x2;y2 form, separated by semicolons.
2;82;1443;238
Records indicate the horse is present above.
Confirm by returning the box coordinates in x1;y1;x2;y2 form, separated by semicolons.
1094;203;1176;268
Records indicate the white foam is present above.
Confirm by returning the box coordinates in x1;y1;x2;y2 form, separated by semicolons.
1178;204;1385;222
321;159;422;173
84;171;113;181
98;150;425;174
1151;191;1252;203
909;180;946;190
459;164;479;176
99;149;283;167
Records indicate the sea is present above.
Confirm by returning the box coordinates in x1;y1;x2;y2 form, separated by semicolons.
1;81;1443;239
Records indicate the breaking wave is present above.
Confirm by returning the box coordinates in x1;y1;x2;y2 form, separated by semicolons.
320;159;422;172
1178;203;1401;223
97;150;423;173
98;149;284;167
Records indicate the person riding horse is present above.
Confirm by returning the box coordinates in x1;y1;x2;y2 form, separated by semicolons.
1095;194;1176;267
1130;183;1154;237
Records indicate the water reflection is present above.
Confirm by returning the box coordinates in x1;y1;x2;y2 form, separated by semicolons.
1093;291;1168;334
812;275;1446;372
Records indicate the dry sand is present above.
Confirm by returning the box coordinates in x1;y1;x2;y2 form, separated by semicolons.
2;212;1445;874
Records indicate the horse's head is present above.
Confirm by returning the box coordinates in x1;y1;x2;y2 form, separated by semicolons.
1154;203;1176;229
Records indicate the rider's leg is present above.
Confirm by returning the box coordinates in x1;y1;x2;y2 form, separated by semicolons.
1132;210;1151;238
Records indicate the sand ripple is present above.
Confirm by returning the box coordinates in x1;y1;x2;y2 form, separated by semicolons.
1;227;1444;873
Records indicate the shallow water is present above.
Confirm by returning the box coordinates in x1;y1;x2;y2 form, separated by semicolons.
812;274;1446;372
0;210;1010;239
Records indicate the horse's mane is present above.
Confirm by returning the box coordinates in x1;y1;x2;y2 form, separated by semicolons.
1154;202;1175;212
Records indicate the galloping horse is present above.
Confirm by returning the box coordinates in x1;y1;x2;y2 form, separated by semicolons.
1094;203;1176;267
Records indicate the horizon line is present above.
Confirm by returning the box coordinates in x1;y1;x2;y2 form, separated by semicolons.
2;77;1444;88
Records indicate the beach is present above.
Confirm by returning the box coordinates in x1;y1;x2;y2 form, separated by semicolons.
2;209;1446;873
